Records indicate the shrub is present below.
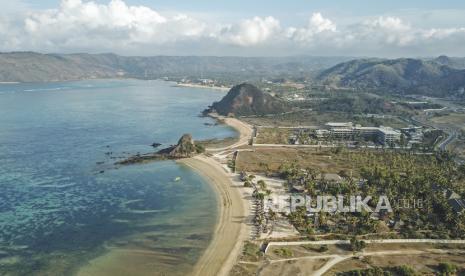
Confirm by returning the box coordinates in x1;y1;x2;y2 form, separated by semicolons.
438;262;457;275
273;247;293;257
394;265;416;276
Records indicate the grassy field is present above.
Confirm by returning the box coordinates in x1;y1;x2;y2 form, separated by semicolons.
327;250;465;275
431;113;465;131
450;140;465;159
235;148;421;176
255;128;294;144
236;148;353;174
232;243;465;276
197;136;238;149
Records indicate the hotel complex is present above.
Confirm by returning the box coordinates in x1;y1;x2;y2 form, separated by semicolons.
316;122;402;145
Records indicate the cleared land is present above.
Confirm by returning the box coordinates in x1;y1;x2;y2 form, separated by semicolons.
258;243;465;275
431;113;465;130
255;128;294;144
242;111;408;128
236;148;371;175
327;250;465;275
450;140;465;159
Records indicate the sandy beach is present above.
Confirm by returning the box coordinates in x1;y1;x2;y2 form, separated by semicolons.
176;83;231;91
179;116;253;276
179;156;248;276
206;114;254;151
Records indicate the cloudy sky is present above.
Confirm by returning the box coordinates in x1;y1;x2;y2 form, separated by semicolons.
1;0;465;57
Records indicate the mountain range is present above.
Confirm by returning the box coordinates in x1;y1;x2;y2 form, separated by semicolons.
2;51;464;98
0;52;351;83
318;57;465;97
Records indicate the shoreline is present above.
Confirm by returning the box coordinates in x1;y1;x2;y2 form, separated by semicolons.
175;83;231;92
179;115;253;276
205;113;253;150
179;155;247;276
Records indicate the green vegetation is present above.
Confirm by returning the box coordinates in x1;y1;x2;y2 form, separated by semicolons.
208;83;291;116
438;262;458;275
278;151;465;238
349;236;366;252
318;58;465;98
195;144;205;153
315;94;401;115
337;265;418;276
0;52;350;83
244;109;409;129
257;180;267;190
241;242;263;262
255;128;292;144
273;247;293;257
337;267;390;276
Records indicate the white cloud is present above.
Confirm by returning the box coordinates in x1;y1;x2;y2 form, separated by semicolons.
216;16;281;46
422;27;465;40
287;13;337;43
0;0;464;56
21;0;206;49
358;16;414;46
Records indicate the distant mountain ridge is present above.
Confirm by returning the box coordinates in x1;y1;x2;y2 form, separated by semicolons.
208;83;291;116
2;52;464;98
433;55;465;70
317;57;465;97
0;51;352;83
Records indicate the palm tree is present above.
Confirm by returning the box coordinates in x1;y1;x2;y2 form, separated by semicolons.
257;180;267;190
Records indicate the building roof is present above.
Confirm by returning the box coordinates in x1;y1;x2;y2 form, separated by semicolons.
355;126;380;131
378;127;401;135
331;128;355;132
448;198;465;213
443;189;461;200
325;122;353;128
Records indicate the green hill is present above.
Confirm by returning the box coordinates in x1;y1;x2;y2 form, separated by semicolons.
209;83;291;116
318;57;465;97
0;51;351;83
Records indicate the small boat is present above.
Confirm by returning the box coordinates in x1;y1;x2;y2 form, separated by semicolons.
174;177;181;182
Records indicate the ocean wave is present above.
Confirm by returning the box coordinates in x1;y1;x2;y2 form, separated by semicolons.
23;87;71;92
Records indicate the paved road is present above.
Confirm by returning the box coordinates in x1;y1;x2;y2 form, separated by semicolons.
438;130;457;151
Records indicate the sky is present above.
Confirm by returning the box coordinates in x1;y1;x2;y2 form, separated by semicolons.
1;0;465;57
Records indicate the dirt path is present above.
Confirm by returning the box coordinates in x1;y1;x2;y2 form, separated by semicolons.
265;248;465;276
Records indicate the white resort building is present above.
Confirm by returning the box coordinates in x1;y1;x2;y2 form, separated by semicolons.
322;122;402;145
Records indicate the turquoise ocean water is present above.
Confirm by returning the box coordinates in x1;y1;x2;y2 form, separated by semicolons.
0;80;235;275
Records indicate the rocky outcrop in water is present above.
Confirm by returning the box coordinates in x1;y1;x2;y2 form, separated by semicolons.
157;134;199;158
117;134;203;165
